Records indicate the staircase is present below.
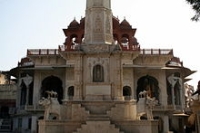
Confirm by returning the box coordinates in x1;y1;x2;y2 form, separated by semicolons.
0;119;12;133
73;120;124;133
73;113;124;133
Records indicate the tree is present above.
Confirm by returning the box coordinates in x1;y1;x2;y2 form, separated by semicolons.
186;0;200;21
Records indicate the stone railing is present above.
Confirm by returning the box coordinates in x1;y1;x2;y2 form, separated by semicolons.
27;49;59;55
16;105;44;113
140;49;173;55
24;105;44;111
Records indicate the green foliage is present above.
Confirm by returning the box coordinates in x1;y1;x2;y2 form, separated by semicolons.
186;0;200;21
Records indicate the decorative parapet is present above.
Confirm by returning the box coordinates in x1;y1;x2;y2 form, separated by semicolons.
140;49;173;55
27;49;59;55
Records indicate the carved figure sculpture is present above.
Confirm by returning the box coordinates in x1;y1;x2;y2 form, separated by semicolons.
146;96;158;120
137;90;158;120
39;91;61;120
138;90;147;98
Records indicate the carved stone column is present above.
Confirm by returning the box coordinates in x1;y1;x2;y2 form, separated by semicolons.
73;56;83;101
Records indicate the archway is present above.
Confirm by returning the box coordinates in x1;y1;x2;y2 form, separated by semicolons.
123;86;131;96
123;86;132;100
20;81;27;105
40;75;63;104
136;75;160;102
167;72;182;105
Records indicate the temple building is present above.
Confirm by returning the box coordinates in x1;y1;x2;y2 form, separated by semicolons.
9;0;196;133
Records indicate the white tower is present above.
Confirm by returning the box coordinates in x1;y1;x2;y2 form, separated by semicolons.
84;0;113;45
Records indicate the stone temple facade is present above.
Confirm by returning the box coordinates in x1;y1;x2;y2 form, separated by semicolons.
10;0;195;133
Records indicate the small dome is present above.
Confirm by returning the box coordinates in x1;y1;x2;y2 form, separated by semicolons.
68;19;80;28
120;19;131;28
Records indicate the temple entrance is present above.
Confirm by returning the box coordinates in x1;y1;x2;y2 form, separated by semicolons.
41;75;63;104
136;75;160;102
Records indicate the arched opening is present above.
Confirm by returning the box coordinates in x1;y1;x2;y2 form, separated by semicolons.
123;86;131;96
167;72;182;105
28;82;33;105
40;75;63;104
123;86;132;100
20;81;27;105
70;34;79;49
113;34;119;45
19;74;33;106
136;75;160;102
121;34;129;49
93;65;104;82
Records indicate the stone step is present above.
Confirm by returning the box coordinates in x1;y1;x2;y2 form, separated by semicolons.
87;114;110;121
73;120;124;133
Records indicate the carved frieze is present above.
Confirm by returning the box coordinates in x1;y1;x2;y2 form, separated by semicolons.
81;44;110;53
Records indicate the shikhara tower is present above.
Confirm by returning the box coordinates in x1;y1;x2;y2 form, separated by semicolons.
84;0;113;44
10;0;195;133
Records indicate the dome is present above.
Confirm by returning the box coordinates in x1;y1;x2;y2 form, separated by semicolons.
120;19;132;28
68;19;80;28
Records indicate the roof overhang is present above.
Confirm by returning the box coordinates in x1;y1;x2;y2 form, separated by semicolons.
173;113;189;117
20;64;75;70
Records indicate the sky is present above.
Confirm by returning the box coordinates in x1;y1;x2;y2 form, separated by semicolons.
0;0;200;88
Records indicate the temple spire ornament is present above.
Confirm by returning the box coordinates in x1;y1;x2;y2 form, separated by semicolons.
84;0;113;45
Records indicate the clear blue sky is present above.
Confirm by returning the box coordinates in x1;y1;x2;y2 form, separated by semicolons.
1;0;200;87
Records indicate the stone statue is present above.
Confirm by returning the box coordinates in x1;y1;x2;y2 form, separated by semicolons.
39;91;61;120
137;90;158;120
146;96;158;120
